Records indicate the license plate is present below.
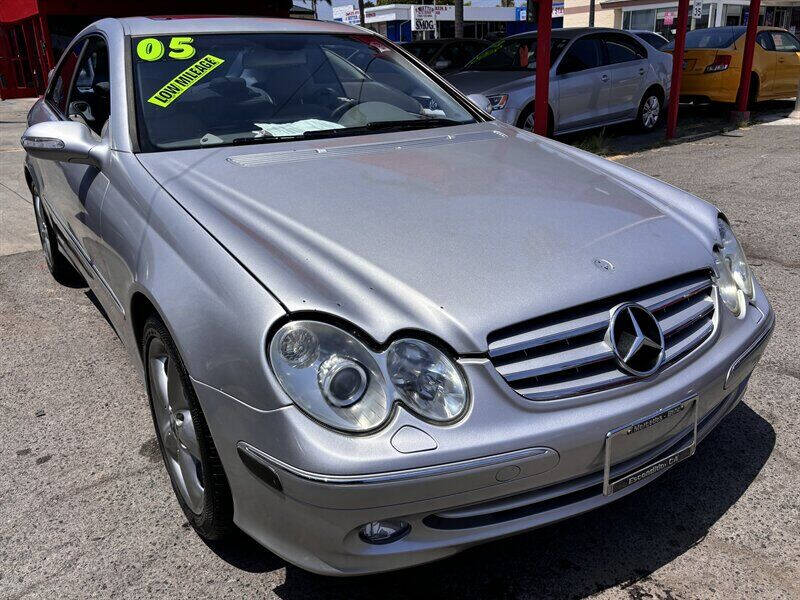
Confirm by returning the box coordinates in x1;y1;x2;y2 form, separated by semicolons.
603;397;699;496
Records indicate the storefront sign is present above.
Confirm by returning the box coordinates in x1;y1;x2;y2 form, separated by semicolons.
412;5;436;31
693;1;703;20
515;3;564;21
333;4;361;25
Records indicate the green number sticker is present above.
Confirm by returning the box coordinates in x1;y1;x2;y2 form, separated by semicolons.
136;38;165;61
168;37;196;60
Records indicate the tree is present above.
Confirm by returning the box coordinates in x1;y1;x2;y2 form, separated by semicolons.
310;0;332;19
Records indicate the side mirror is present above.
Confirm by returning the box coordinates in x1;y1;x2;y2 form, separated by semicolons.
434;59;452;70
21;120;105;168
466;93;493;113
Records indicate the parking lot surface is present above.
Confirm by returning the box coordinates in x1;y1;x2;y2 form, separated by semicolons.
1;98;798;599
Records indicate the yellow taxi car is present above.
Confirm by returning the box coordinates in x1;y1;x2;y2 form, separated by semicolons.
665;26;800;105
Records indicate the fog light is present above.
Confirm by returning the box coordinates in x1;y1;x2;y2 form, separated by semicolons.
358;520;410;545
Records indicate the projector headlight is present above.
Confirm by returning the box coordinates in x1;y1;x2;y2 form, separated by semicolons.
269;321;468;433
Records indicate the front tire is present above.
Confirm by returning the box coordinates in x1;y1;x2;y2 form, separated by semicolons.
143;316;234;540
637;90;663;132
518;104;554;137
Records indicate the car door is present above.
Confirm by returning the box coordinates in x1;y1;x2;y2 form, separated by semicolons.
755;32;777;97
555;34;611;131
34;36;109;275
770;30;800;95
59;36;112;279
603;33;649;121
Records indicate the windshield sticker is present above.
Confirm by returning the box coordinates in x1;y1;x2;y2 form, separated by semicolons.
147;54;225;108
253;119;343;138
136;37;197;61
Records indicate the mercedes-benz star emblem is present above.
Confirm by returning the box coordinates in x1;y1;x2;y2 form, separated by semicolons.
607;303;665;377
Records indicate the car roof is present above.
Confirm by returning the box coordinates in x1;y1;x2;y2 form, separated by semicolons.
116;16;360;36
403;38;486;45
506;27;630;41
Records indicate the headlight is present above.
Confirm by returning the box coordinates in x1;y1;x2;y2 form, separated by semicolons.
714;217;754;316
487;94;509;110
269;321;468;433
387;339;468;422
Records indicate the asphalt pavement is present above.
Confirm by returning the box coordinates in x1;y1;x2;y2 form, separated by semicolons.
0;98;798;600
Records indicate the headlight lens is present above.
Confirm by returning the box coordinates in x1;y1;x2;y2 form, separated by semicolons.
269;321;388;432
487;94;509;110
269;322;468;432
387;339;468;422
718;218;754;299
714;218;754;317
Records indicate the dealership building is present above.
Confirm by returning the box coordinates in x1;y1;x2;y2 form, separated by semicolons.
563;0;799;38
336;3;565;42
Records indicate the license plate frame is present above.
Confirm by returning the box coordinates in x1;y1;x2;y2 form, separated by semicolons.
603;396;699;496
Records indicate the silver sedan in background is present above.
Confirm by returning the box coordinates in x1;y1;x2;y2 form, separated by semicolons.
448;28;672;135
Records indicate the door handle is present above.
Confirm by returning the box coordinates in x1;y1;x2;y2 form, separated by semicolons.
639;68;646;75
601;74;609;82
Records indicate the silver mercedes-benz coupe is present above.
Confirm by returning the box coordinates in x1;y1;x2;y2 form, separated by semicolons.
21;16;773;576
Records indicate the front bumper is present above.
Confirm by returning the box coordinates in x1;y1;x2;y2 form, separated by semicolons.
195;284;773;575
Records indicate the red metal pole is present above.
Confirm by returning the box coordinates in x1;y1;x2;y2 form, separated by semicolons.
666;0;691;139
735;0;762;113
534;0;552;137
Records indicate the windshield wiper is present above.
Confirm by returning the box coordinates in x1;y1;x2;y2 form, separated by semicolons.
230;118;467;146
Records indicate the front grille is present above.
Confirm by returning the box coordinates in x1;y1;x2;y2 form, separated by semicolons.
488;271;717;401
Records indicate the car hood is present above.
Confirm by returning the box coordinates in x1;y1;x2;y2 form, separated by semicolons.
138;122;716;353
447;70;533;96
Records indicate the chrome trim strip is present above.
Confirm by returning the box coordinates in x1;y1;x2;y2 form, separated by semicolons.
236;441;554;486
725;311;775;388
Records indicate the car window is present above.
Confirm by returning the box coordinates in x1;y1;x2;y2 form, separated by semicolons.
559;37;604;74
638;33;667;50
439;43;472;68
605;34;646;64
130;33;476;151
664;27;746;50
47;39;87;115
403;43;441;64
466;36;568;70
67;36;110;136
757;32;775;51
771;31;800;52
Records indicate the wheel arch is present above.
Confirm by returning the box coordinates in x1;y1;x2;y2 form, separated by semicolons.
516;101;555;133
642;83;666;105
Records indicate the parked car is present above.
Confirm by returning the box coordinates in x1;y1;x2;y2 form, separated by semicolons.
630;29;670;50
402;38;490;74
22;16;773;576
448;28;672;135
664;26;800;105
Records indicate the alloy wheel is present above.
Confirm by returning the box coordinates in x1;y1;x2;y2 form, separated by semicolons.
148;338;205;514
524;112;535;131
642;96;660;130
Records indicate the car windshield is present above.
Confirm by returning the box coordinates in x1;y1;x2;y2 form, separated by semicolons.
130;33;477;151
403;42;441;63
664;27;746;50
465;36;568;70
